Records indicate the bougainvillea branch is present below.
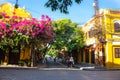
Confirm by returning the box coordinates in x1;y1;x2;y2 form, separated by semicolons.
0;12;54;53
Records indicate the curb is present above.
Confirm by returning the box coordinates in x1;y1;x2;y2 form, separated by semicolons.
0;65;37;70
38;68;81;70
1;64;119;71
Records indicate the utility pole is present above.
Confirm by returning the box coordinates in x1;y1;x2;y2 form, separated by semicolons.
15;0;18;8
93;0;104;67
93;0;99;16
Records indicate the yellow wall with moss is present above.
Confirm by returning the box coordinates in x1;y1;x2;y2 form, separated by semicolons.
20;46;31;60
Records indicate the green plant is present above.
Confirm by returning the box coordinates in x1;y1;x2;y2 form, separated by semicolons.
0;14;2;19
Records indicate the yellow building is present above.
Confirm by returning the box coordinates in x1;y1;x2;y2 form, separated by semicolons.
81;9;120;69
0;2;31;18
0;3;32;66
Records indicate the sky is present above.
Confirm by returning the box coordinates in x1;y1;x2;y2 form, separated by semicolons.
0;0;120;25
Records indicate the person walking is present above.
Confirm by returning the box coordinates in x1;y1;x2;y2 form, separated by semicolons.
69;56;74;68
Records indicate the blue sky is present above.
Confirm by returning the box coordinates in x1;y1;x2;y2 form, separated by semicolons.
0;0;120;25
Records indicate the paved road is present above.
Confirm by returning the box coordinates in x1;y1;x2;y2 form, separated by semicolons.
37;61;67;68
0;69;120;80
0;60;120;80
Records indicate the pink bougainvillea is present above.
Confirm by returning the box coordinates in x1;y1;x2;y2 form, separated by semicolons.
0;12;54;50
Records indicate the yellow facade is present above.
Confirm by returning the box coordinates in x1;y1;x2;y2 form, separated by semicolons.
0;3;32;65
81;9;120;69
0;3;32;18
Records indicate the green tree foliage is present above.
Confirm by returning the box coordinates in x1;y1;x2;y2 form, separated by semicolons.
67;27;85;53
53;19;76;50
47;19;85;57
45;0;83;14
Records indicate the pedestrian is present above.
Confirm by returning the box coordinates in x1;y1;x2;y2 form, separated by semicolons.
69;56;74;68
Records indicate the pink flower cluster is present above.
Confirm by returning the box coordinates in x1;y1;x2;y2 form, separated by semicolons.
0;12;54;45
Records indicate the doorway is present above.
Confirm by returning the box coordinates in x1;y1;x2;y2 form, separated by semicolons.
8;46;20;64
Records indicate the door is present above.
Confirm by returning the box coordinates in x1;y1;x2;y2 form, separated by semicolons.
113;47;120;68
8;46;20;64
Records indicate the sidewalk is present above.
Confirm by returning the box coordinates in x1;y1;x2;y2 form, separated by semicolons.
73;63;106;70
0;64;37;70
0;62;67;70
56;62;99;70
0;63;106;71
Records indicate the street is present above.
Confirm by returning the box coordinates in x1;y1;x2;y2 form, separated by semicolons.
0;59;120;80
0;68;120;80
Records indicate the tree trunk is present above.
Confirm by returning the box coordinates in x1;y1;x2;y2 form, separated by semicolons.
31;47;35;67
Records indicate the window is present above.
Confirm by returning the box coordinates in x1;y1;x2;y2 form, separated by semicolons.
114;21;120;32
89;27;97;38
89;27;93;38
115;48;120;58
89;31;92;38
